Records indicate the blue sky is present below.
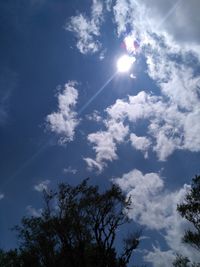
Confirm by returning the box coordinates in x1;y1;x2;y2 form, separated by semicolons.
0;0;200;266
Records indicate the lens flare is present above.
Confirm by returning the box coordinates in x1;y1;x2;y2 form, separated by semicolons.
117;55;135;73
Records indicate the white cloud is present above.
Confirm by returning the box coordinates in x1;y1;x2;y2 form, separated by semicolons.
183;108;200;152
86;110;102;122
99;49;107;60
105;0;113;12
145;47;200;111
0;193;4;200
26;205;43;217
84;157;104;173
64;1;200;264
106;32;200;160
130;133;151;158
149;121;182;161
106;91;180;161
143;38;200;159
137;0;200;46
113;0;135;36
46;81;79;144
63;166;77;175
86;80;200;163
114;169;200;265
144;247;175;267
112;0;200;52
106;91;163;122
144;41;200;158
106;3;200;263
34;180;50;192
66;0;103;54
85;119;129;172
114;169;165;229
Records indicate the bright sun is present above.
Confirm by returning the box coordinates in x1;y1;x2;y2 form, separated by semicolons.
117;55;135;73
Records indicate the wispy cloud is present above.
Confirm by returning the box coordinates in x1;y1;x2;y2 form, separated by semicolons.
144;247;175;267
141;0;200;47
0;68;18;126
46;81;80;144
105;0;113;12
63;166;77;175
86;110;102;122
26;205;42;217
34;180;50;192
113;0;200;52
66;0;104;54
84;157;104;173
0;193;4;200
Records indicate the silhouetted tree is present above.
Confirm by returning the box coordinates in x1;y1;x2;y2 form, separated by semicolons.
1;179;141;267
173;175;200;267
177;175;200;251
0;249;22;266
173;254;190;267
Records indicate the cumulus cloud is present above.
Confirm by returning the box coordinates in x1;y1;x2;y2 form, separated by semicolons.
83;92;166;170
66;0;103;54
145;45;200;111
46;81;79;144
114;169;165;229
114;169;200;265
34;180;50;192
144;38;200;158
86;79;200;163
84;119;129;172
130;133;151;158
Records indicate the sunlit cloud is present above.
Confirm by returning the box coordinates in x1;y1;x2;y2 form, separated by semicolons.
46;81;80;144
130;133;151;159
85;120;129;172
66;0;104;54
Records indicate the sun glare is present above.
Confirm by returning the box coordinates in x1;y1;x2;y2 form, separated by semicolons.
117;55;135;73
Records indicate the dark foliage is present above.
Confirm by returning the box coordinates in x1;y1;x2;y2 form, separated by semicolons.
1;179;140;267
173;254;200;267
173;254;190;267
173;175;200;267
177;175;200;251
